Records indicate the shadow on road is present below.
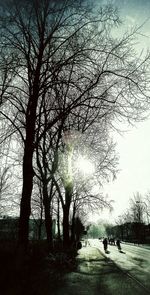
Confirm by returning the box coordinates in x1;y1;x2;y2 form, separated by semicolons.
53;247;149;295
105;250;110;254
119;250;126;254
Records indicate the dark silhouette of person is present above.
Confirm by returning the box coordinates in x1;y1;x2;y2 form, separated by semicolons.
116;239;121;251
103;238;108;252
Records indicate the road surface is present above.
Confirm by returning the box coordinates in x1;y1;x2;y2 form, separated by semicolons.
54;242;149;295
89;238;150;292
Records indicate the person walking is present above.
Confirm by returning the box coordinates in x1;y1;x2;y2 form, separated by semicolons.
103;238;108;252
116;239;121;251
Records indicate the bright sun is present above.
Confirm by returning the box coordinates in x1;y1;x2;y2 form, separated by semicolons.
76;156;95;175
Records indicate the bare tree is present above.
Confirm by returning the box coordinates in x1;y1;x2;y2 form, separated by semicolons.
51;123;116;245
144;192;150;224
0;0;150;249
130;192;145;223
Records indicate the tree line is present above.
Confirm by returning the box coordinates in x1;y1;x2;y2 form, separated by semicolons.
105;192;150;243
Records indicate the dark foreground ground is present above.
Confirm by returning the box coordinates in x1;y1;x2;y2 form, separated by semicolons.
1;241;149;295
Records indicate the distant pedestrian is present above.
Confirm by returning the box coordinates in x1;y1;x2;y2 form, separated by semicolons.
103;238;108;252
116;239;121;251
85;239;89;247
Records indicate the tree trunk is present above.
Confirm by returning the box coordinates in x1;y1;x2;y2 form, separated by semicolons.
44;207;53;247
63;182;73;246
38;208;43;240
63;204;70;247
18;56;43;248
38;221;42;240
43;185;53;247
18;141;34;248
57;197;61;240
71;203;76;242
18;88;40;248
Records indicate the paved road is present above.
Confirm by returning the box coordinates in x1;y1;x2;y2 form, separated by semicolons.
89;239;150;292
54;244;149;295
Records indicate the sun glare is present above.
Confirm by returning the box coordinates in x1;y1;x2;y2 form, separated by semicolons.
76;156;95;175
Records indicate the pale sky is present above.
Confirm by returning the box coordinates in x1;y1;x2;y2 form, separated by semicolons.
100;120;150;222
91;0;150;223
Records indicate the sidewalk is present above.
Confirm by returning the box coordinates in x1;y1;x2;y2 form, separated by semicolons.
53;246;148;295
